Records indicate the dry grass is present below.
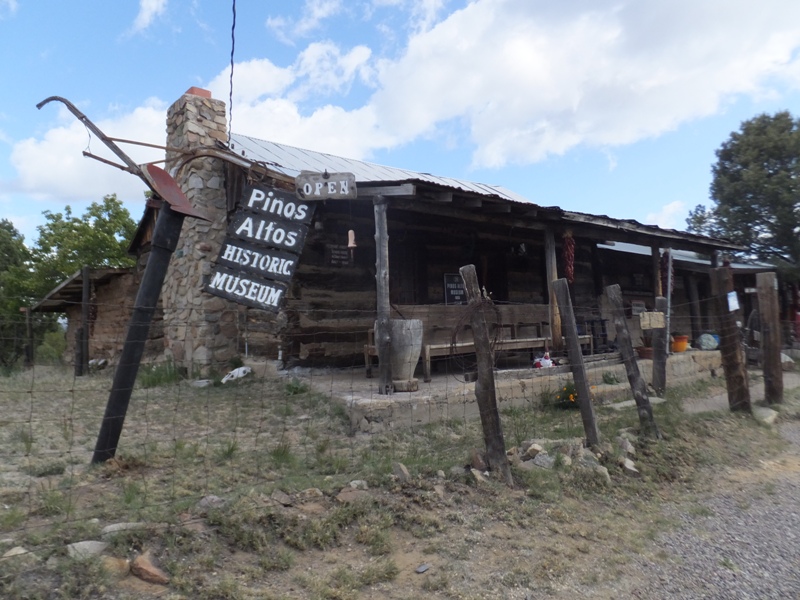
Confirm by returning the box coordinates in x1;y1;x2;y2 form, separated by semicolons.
0;366;792;599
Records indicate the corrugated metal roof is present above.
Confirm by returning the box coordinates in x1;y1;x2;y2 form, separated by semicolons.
227;133;742;252
229;133;531;204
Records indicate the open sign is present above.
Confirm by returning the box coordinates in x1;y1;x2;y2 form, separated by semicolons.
295;171;357;200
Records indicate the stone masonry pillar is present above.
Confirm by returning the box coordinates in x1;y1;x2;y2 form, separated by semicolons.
161;87;239;374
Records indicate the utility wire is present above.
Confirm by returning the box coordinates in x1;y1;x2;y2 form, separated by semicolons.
227;0;237;145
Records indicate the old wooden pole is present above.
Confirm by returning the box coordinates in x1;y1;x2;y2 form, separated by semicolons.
544;230;563;352
651;296;668;396
606;284;662;438
92;204;185;463
553;279;601;448
80;265;91;376
651;244;662;298
710;267;751;412
757;272;783;405
459;264;513;486
373;196;393;395
22;307;33;368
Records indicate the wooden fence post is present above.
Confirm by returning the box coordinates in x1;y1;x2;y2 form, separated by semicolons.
710;267;751;412
373;196;393;395
459;264;513;486
553;278;601;448
757;272;783;405
651;296;668;396
606;284;662;439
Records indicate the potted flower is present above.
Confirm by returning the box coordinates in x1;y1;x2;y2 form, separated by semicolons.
671;332;690;353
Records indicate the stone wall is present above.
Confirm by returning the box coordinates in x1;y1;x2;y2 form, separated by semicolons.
161;88;240;374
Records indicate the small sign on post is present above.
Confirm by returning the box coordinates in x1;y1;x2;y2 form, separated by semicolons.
444;273;467;305
639;311;665;330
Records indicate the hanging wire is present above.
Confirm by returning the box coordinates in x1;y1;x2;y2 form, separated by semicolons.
227;0;237;145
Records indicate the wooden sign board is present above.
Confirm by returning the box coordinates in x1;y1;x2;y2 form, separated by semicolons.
228;210;309;252
205;183;315;312
295;171;357;200
326;244;353;267
639;311;665;330
215;238;299;282
204;266;288;312
444;273;467;305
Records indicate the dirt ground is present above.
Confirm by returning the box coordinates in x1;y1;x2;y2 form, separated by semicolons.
0;365;797;599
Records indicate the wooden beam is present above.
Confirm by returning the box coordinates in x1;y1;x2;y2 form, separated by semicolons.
358;183;416;198
482;204;512;213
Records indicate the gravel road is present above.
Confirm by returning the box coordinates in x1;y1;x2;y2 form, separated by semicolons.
626;417;800;599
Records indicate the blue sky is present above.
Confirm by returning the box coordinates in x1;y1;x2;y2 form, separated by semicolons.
2;0;800;244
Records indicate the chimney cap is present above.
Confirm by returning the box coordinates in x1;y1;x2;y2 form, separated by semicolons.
184;87;212;99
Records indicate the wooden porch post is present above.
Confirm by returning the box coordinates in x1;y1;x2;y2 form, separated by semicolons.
651;244;662;299
545;229;563;351
374;196;393;395
80;265;91;376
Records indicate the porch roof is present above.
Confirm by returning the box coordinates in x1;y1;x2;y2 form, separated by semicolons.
227;133;743;255
31;267;131;313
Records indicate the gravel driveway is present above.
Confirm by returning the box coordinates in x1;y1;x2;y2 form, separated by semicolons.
626;416;800;598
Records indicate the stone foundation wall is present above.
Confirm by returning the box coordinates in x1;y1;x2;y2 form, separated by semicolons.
346;350;724;432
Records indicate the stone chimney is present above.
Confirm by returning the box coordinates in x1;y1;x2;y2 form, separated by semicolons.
161;88;239;373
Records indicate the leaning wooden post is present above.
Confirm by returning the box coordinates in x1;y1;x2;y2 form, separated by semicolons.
92;204;185;463
757;271;783;405
373;196;393;395
606;284;662;439
553;279;601;448
651;296;668;396
544;230;563;352
460;264;513;486
710;267;751;412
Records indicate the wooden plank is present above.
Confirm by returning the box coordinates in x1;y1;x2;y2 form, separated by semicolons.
554;278;600;448
358;184;416;198
757;272;783;405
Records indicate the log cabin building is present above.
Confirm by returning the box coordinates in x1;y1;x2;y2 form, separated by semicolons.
32;88;763;375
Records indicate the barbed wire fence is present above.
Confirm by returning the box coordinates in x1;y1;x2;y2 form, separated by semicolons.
0;290;788;567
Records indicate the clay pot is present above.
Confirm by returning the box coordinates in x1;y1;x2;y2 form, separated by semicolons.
671;335;689;353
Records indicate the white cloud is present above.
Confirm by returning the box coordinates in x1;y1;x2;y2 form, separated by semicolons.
645;201;687;230
131;0;168;33
367;0;800;168
10;99;166;208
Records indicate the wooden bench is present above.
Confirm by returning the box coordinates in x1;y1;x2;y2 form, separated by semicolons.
364;304;592;382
